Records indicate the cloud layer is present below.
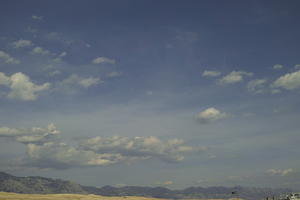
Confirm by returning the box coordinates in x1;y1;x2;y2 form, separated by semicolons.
0;123;60;144
1;124;203;169
79;136;203;163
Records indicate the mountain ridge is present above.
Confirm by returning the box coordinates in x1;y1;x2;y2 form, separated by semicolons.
0;172;292;200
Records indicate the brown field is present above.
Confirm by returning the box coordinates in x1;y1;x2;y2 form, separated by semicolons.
0;192;242;200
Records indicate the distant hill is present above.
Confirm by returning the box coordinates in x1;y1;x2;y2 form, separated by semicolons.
0;172;86;194
0;172;292;200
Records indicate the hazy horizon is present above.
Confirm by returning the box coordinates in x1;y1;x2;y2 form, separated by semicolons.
0;0;300;190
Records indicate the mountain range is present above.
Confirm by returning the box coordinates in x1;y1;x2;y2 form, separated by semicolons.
0;172;292;200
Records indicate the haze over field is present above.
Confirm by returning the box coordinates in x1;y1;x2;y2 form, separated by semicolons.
0;0;300;191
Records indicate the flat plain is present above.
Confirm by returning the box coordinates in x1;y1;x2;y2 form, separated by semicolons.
0;192;242;200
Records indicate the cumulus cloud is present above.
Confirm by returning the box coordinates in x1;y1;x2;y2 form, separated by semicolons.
0;123;60;144
218;71;253;85
0;72;50;101
12;39;33;48
92;57;116;64
79;136;203;163
0;50;20;64
31;47;51;55
196;107;228;123
202;70;221;77
247;79;267;94
266;168;293;176
272;70;300;90
273;64;284;70
106;71;122;78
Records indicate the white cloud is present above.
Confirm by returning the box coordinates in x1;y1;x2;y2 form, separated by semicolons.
59;52;67;57
0;50;20;64
0;72;50;101
247;79;267;94
79;136;203;163
273;64;284;70
54;74;102;95
26;142;122;169
92;57;116;64
0;123;60;144
0;72;11;86
218;71;253;85
31;47;51;55
12;39;33;48
106;71;122;78
202;70;221;77
295;64;300;70
272;70;300;90
53;52;67;62
8;72;50;101
57;74;101;93
196;107;228;123
79;77;100;88
266;168;294;176
32;15;43;20
2;123;204;169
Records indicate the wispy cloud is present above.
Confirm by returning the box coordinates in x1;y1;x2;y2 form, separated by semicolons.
31;46;52;56
266;168;294;176
54;74;102;94
247;79;267;94
92;57;116;64
31;15;43;21
0;50;20;64
12;39;33;48
273;64;284;70
218;71;253;85
106;71;122;78
202;70;221;77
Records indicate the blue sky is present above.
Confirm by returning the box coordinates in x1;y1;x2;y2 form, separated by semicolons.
0;0;300;189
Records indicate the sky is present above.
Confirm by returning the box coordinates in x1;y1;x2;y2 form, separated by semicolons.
0;0;300;190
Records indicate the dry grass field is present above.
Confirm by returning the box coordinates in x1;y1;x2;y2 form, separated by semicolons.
0;192;242;200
